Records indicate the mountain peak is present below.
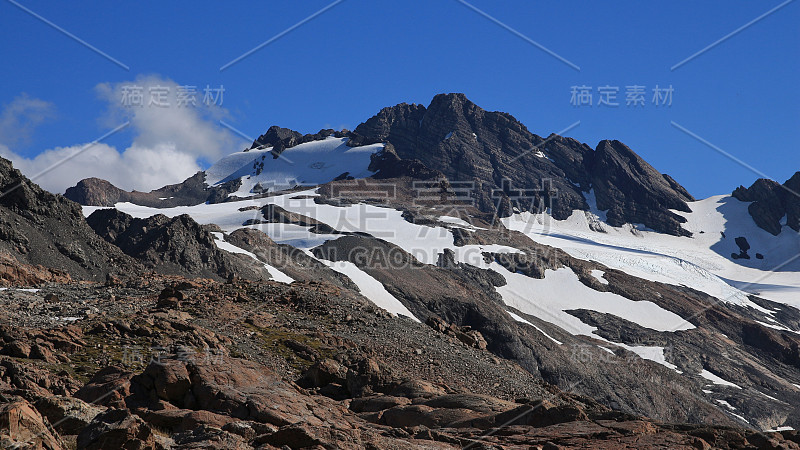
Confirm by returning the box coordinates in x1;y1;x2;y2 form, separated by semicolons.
64;93;696;235
429;92;474;110
349;94;694;235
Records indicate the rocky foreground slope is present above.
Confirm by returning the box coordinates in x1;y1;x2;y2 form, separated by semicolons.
2;273;799;449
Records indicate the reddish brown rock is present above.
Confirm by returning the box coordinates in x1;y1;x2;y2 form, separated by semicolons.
0;252;71;287
129;353;356;429
349;395;411;413
299;358;347;389
76;408;156;450
141;408;233;432
74;367;133;408
34;396;105;436
0;397;64;450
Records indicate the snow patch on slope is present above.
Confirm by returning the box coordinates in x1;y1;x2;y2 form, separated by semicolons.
614;343;680;372
321;260;419;322
205;137;383;197
493;265;694;337
699;369;741;389
210;232;293;283
502;194;799;311
591;270;608;285
507;310;564;345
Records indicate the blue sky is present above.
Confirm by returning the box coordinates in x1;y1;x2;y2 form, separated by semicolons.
0;0;798;197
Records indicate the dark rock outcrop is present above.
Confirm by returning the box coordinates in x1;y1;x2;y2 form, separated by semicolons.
367;143;444;180
249;125;349;156
86;209;268;281
76;408;157;450
349;93;694;235
0;157;139;283
590;139;693;236
733;172;800;235
63;178;127;207
65;172;242;208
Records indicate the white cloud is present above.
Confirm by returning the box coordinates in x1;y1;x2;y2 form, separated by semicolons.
95;75;241;162
0;75;246;194
0;142;201;194
0;94;56;147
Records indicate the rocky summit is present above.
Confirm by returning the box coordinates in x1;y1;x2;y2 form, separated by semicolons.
348;93;695;236
2;94;800;449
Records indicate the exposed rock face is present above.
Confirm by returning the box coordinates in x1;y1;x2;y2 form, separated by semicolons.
0;396;64;450
0;252;71;286
128;352;353;427
86;208;268;281
367;143;444;180
63;94;695;236
0;157;139;283
63;178;127;207
225;228;359;291
349;93;694;235
250;125;304;151
34;396;105;436
76;408;157;450
249;125;349;156
64;172;242;208
733;172;800;235
590;139;693;236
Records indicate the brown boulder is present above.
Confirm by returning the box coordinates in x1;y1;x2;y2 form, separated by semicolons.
349;395;411;413
461;400;589;429
34;395;105;435
389;379;446;399
454;329;488;350
141;408;233;432
145;358;191;405
4;340;32;358
256;423;399;450
346;356;398;397
0;397;64;450
299;358;347;388
381;404;485;428
421;393;517;414
0;358;78;398
131;353;353;428
76;408;156;450
171;425;248;449
74;366;133;408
